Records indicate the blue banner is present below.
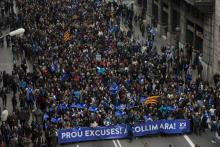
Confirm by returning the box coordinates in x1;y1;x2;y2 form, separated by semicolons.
58;119;190;144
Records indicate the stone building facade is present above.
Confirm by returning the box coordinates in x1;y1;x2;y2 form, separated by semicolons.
143;0;219;81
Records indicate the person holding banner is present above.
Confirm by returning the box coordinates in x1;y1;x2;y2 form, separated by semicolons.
127;122;133;142
49;125;58;147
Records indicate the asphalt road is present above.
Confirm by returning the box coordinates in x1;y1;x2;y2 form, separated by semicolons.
61;132;220;147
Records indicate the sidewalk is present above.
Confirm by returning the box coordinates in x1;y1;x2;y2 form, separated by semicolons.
0;28;13;74
0;0;32;114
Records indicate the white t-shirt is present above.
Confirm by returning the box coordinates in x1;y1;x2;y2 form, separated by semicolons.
209;108;216;116
1;109;8;122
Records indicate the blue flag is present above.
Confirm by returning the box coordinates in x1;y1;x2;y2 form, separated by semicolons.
116;104;126;111
109;82;119;95
71;103;87;109
51;62;58;72
115;111;126;117
43;113;49;121
51;117;61;123
97;67;105;75
89;106;98;112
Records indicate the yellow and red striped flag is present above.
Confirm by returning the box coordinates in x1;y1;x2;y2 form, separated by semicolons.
64;31;71;42
144;96;160;105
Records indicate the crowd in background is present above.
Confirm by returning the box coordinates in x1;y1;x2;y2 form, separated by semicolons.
0;0;14;30
0;0;220;147
0;0;18;48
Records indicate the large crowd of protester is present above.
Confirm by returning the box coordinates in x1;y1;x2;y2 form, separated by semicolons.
0;0;220;146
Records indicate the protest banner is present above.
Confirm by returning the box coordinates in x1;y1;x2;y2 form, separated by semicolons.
58;119;190;144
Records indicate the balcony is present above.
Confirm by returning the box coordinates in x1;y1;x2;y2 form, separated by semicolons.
184;0;215;13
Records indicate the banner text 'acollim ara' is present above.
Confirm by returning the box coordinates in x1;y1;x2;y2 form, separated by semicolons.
58;119;190;144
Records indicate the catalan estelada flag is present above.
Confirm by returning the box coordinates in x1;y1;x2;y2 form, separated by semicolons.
64;31;71;42
144;96;160;105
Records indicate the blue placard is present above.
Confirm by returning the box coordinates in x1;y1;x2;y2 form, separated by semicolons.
58;125;128;144
58;119;190;144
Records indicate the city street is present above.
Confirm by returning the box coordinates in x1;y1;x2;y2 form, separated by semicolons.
61;132;220;147
0;0;220;147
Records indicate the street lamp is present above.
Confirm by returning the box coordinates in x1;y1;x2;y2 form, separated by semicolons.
0;28;25;39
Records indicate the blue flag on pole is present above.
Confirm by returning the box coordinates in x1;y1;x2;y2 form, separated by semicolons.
109;82;120;95
51;117;61;123
43;113;49;121
89;106;98;112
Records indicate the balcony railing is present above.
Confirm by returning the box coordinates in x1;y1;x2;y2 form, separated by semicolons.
185;0;214;3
